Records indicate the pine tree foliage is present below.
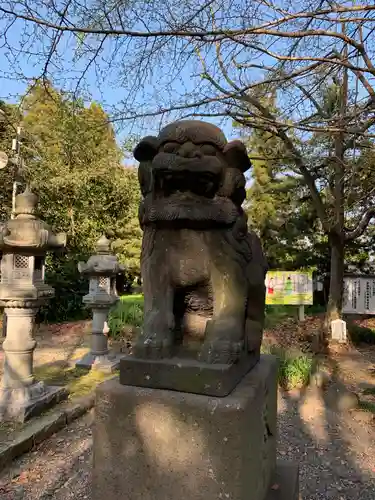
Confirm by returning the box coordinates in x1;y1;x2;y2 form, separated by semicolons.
1;83;142;321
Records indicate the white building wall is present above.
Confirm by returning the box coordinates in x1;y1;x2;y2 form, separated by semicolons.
343;276;375;314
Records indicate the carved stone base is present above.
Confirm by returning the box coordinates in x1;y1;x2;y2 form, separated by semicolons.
75;352;120;373
119;350;260;397
0;381;68;422
94;355;278;500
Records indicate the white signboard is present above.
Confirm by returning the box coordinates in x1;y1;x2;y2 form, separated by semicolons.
343;276;375;314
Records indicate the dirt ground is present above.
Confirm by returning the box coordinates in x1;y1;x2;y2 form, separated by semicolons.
264;313;375;404
0;388;374;499
0;316;374;499
0;320;91;377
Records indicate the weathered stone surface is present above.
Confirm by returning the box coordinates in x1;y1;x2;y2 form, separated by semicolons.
265;461;300;500
0;384;68;423
0;390;96;471
119;351;259;397
76;352;120;373
93;355;278;500
330;318;347;344
32;410;67;445
65;393;95;424
132;120;268;366
0;442;13;472
0;410;66;471
0;188;67;422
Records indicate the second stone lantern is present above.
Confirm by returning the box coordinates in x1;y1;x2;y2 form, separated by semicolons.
76;235;124;372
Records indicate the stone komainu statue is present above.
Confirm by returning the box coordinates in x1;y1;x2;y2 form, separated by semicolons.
133;120;268;364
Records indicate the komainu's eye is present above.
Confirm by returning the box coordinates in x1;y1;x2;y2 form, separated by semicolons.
162;142;180;153
200;144;217;156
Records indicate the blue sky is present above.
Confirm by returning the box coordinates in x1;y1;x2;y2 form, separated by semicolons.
1;4;372;153
0;12;252;146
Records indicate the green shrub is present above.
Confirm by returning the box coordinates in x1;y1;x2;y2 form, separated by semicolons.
305;304;326;315
358;400;375;414
262;343;316;390
265;305;294;328
37;254;90;323
347;323;375;345
362;387;375;396
108;295;144;338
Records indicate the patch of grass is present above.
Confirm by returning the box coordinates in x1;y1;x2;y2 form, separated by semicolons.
34;362;115;399
262;343;316;390
347;322;375;345
120;294;144;304
68;369;116;398
362;387;375;396
108;295;144;338
265;304;325;328
358;400;375;414
265;305;295;328
35;363;87;385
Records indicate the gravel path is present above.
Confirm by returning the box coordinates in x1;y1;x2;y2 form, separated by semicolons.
0;389;374;499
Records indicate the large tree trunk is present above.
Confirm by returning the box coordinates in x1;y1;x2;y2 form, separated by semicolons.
323;48;347;348
323;231;345;346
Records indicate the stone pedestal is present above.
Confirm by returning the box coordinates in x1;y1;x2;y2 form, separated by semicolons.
0;379;67;422
0;307;67;422
266;462;299;500
2;307;37;387
93;355;298;500
75;307;119;373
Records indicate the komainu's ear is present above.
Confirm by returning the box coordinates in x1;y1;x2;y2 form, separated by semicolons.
223;140;252;173
133;136;160;162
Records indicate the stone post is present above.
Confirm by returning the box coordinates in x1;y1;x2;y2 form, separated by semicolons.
331;318;347;344
0;188;67;422
75;235;124;373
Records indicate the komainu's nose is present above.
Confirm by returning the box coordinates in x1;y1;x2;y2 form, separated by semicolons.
176;141;202;158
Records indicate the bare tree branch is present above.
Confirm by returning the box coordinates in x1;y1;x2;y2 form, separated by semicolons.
345;208;375;241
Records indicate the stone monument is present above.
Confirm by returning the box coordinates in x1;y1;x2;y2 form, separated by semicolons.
331;318;347;344
0;188;67;422
93;121;299;500
75;235;124;372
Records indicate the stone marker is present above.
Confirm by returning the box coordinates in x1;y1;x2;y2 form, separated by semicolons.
75;235;124;372
92;120;299;500
331;318;347;344
0;188;67;422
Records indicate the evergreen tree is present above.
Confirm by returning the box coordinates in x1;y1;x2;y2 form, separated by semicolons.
242;89;375;291
10;82;142;320
0;101;22;221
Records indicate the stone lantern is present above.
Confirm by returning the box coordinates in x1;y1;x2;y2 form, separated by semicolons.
76;235;124;372
0;188;67;422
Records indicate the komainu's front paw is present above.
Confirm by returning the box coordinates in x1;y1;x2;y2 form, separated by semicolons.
199;340;243;364
133;334;173;360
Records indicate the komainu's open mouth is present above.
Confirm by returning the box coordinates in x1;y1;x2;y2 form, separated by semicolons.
154;168;220;199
